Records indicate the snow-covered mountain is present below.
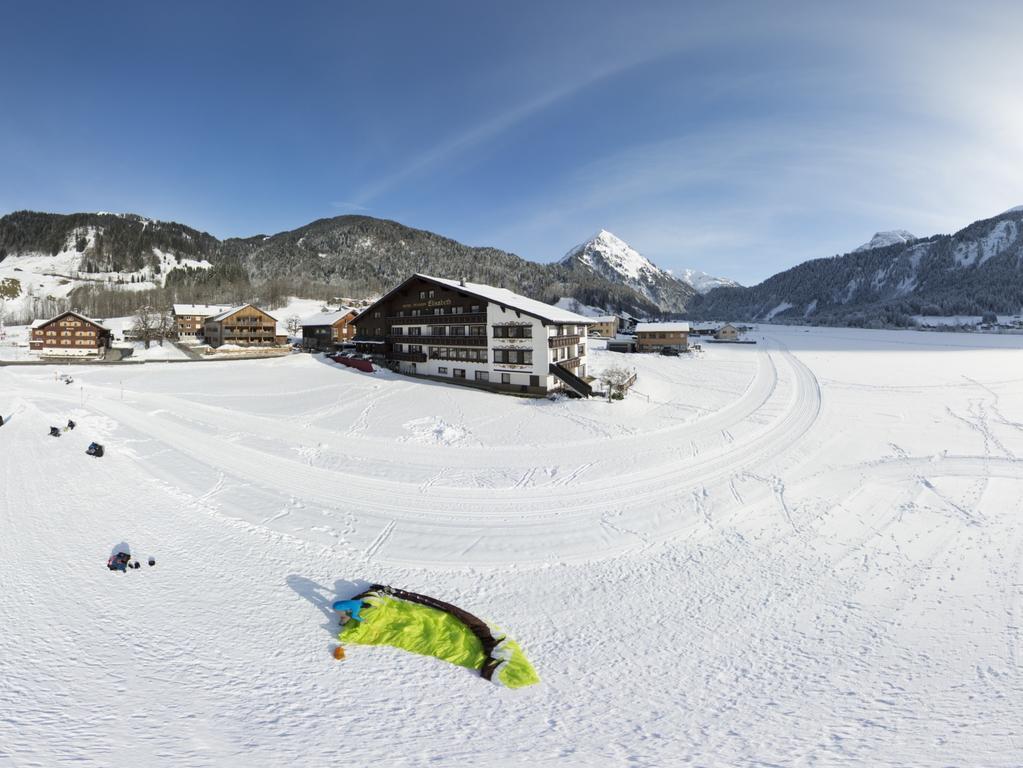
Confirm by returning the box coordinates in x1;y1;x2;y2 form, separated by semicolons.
676;268;741;294
559;230;695;313
690;207;1023;324
853;230;917;252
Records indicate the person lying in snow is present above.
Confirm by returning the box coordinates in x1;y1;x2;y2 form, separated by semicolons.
66;419;76;431
107;552;132;572
49;426;61;437
332;599;367;624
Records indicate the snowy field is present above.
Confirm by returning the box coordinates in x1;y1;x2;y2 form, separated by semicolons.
2;327;1022;766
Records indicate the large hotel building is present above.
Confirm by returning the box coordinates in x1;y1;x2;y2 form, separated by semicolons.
354;274;594;396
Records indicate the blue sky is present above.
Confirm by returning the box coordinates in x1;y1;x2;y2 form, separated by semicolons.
2;1;1021;284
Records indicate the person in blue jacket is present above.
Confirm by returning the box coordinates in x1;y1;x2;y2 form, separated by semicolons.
332;599;366;624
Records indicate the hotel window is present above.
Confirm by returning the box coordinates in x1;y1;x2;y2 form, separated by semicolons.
411;309;421;317
419;291;426;299
434;307;443;315
408;327;421;336
452;306;463;315
373;311;382;318
469;325;486;336
475;371;489;382
501;373;511;385
471;305;480;313
493;325;531;338
429;290;435;298
430;326;446;336
453;369;465;379
409;344;423;353
438;367;448;375
494;349;531;365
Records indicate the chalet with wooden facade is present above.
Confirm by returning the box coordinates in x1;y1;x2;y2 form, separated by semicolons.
30;311;112;356
714;323;740;341
173;304;232;341
635;322;690;353
203;304;282;348
353;274;594;396
301;308;358;351
589;315;620;338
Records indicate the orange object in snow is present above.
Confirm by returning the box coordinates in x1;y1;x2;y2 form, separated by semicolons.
333;646;346;660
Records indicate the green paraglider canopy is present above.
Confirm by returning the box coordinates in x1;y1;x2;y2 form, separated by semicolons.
337;585;539;689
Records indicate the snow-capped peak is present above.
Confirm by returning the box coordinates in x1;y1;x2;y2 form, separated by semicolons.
560;230;698;312
853;230;917;252
1000;205;1023;216
677;268;741;294
562;229;656;282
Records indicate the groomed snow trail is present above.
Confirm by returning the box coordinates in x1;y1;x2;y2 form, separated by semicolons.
2;327;1022;766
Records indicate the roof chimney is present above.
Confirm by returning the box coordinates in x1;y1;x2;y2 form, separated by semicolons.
459;277;466;287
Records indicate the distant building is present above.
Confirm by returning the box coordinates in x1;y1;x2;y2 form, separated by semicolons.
203;304;282;348
354;274;594;396
606;334;637;354
300;308;359;351
635;322;690;353
30;311;111;356
589;315;620;338
173;304;232;341
714;323;740;341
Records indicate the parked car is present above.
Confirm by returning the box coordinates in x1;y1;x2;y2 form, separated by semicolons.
660;347;680;357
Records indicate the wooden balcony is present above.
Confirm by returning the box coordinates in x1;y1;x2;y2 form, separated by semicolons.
388;351;427;362
556;356;581;368
388;334;487;347
387;313;487;325
549;335;581;348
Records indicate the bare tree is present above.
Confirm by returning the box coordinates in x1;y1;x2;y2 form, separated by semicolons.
131;305;161;349
286;314;302;337
598;364;636;401
158;308;178;346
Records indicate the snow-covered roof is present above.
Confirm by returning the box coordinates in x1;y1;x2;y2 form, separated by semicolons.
31;310;109;329
207;304;277;323
591;315;619;323
173;304;232;317
301;308;356;326
418;275;594;324
635;322;690;333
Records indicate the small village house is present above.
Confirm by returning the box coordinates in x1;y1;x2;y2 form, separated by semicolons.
173;304;232;341
203;304;282;348
589;315;620;338
30;311;112;356
300;308;359;351
635;322;690;353
714;323;740;341
354;274;594;396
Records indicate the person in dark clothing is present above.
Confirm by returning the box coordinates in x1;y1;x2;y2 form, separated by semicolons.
49;426;61;437
107;552;132;572
67;419;76;431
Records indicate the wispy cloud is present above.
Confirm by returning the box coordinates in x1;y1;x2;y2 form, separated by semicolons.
349;44;689;207
330;200;370;212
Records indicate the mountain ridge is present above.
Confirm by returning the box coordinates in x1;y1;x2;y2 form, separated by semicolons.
688;208;1023;326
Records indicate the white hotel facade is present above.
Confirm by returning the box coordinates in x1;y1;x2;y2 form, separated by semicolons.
354;274;594;396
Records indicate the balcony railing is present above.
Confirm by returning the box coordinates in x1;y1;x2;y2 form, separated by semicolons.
387;312;487;325
388;334;487;347
549;335;581;348
388;351;427;362
555;356;581;368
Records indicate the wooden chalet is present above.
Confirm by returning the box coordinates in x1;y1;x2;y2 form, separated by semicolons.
30;311;112;356
301;308;359;351
203;304;282;348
